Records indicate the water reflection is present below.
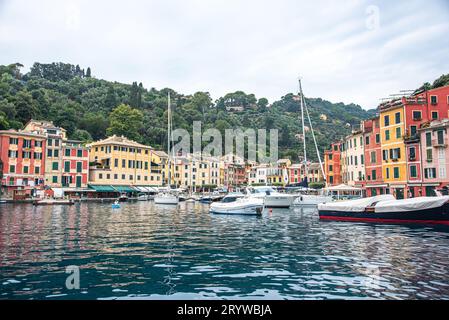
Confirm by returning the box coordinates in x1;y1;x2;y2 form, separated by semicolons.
1;202;449;299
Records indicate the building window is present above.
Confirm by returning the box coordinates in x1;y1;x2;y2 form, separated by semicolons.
35;166;40;174
129;175;133;180
114;174;118;180
384;115;390;126
410;125;417;136
437;130;444;145
365;136;370;145
122;159;126;168
122;174;125;180
52;162;58;170
409;147;416;160
52;176;58;183
426;149;433;162
440;167;446;179
23;139;31;148
370;151;376;163
64;161;70;173
48;149;53;157
76;162;82;173
77;150;82;157
426;132;432;147
372;170;377;181
106;174;110;179
412;111;422;120
410;165;417;178
23;166;28;174
99;173;103;179
390;148;401;160
430;95;437;105
386;168;390;179
393;167;399;179
395;112;401;124
35;141;42;147
361;155;364;165
396;127;401;139
375;134;380;144
424;168;437;179
54;150;59;157
9;137;18;145
385;130;390;141
432;111;438;120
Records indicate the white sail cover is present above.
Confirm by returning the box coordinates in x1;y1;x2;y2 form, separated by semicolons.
374;196;449;213
318;195;395;212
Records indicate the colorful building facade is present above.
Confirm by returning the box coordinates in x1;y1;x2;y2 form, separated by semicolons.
0;130;46;197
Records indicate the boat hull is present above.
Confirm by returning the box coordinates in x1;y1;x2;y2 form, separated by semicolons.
264;195;294;208
210;204;263;216
293;195;333;206
319;203;449;226
154;195;179;205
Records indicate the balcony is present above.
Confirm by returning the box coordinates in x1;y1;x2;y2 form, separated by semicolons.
404;134;420;144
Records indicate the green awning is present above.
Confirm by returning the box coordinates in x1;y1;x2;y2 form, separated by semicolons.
112;186;137;193
88;185;117;192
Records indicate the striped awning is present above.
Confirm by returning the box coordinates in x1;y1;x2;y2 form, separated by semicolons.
88;185;117;192
112;186;137;193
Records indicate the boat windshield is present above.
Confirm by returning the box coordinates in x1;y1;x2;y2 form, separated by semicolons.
222;196;242;203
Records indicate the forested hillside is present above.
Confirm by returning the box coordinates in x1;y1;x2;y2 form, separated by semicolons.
0;62;378;161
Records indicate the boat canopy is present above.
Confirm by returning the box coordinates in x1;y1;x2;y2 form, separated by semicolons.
324;184;362;191
374;196;449;213
88;185;117;192
318;195;395;212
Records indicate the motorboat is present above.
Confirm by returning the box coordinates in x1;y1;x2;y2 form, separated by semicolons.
247;186;295;208
318;195;449;226
33;198;75;206
118;194;128;202
210;195;264;216
137;193;148;201
154;193;179;205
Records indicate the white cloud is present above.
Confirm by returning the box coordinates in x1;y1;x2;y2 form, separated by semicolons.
0;0;448;109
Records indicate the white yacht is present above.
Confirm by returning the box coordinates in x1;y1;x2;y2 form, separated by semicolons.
210;194;264;215
154;192;180;205
247;186;295;208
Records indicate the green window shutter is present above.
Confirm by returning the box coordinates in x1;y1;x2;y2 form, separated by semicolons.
64;161;70;173
52;162;58;170
76;162;82;173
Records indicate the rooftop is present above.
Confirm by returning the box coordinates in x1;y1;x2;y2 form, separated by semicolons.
87;135;154;149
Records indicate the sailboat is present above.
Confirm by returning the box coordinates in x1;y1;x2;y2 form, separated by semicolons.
154;92;180;205
292;79;333;206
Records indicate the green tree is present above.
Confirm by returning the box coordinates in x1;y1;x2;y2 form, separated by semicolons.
86;67;91;78
13;91;38;124
107;104;144;141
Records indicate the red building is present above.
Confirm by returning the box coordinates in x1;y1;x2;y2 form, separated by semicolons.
0;130;46;197
363;117;384;196
403;85;449;197
289;164;302;184
324;142;342;186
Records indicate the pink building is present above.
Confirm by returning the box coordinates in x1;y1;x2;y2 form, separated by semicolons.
419;119;449;196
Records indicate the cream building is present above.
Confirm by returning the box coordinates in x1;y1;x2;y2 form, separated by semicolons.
87;135;164;187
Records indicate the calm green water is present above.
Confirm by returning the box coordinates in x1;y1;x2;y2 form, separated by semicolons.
1;201;449;300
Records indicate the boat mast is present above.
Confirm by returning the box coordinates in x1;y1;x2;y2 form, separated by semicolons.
301;80;326;181
167;92;171;188
299;78;308;179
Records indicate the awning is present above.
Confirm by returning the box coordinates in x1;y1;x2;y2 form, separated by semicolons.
88;185;117;192
112;186;137;193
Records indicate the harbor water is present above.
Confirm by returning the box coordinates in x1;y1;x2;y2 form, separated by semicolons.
1;201;449;300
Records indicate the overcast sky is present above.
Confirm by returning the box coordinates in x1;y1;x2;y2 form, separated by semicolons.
1;0;448;109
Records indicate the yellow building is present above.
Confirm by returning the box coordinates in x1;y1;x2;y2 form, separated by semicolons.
171;154;222;190
87;135;164;188
379;103;407;199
